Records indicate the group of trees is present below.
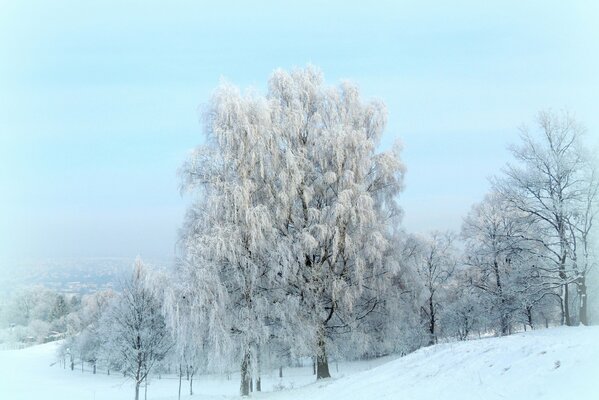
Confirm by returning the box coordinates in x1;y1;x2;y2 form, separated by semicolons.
59;259;172;400
172;68;598;395
31;67;597;399
0;286;78;346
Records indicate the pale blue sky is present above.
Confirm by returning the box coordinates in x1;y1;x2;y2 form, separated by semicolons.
1;0;598;262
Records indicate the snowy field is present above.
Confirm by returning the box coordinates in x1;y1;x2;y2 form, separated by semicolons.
1;326;597;400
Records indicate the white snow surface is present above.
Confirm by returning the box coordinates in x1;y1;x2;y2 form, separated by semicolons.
1;326;597;399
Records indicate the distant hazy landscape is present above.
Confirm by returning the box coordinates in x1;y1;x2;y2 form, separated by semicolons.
0;258;171;295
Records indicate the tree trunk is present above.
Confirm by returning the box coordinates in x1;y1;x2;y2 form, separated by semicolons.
578;274;588;325
500;311;509;336
558;240;572;326
256;350;261;392
562;282;572;326
178;364;182;400
135;382;140;400
428;294;436;345
494;260;509;336
279;366;283;378
93;361;96;374
240;350;251;396
190;374;193;396
316;336;331;379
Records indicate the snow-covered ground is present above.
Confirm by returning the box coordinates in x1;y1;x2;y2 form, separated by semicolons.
1;326;597;400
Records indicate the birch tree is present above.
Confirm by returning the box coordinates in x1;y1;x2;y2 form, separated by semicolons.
179;66;405;390
266;67;405;378
179;82;282;396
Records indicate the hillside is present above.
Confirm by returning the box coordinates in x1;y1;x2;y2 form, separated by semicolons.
0;326;597;400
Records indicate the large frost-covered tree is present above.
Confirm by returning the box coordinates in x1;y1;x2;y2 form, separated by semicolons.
494;110;598;326
179;81;283;396
179;66;405;392
266;67;404;378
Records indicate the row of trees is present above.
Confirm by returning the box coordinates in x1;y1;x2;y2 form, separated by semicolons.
57;67;598;399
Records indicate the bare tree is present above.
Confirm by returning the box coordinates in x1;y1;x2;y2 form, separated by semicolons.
461;191;551;334
494;110;598;325
103;259;172;400
408;231;456;345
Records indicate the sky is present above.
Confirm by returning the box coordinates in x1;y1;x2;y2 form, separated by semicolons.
0;0;598;263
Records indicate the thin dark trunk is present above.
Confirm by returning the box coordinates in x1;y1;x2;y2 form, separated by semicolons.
428;294;435;345
526;305;534;329
178;364;182;400
135;382;140;400
578;274;588;325
500;311;509;336
190;374;193;396
256;350;261;392
316;336;331;379
240;350;251;396
494;260;509;336
558;237;572;326
279;366;283;378
93;361;96;374
563;282;572;326
144;378;147;400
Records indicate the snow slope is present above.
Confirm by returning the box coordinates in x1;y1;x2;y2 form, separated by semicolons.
1;326;597;400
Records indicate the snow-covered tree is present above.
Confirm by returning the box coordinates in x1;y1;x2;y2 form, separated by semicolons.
179;80;280;395
404;232;456;344
179;66;405;392
440;264;488;341
461;192;543;335
494;110;599;325
164;278;210;399
102;259;172;400
266;67;404;378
